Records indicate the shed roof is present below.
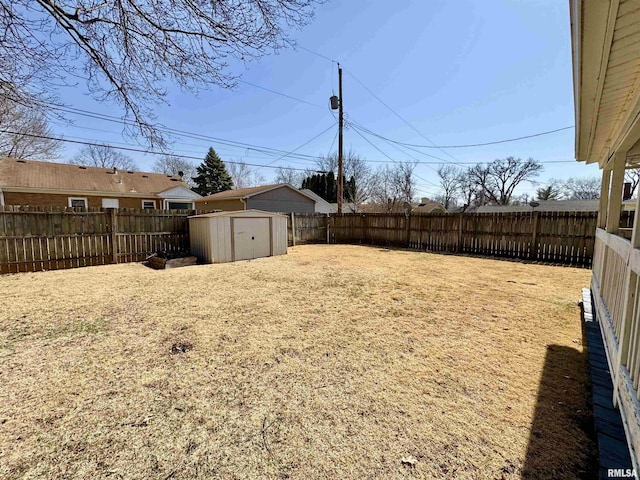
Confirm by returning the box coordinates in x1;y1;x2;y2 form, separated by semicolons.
0;157;193;195
197;183;316;202
189;209;288;219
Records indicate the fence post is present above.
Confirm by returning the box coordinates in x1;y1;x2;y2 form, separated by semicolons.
326;214;330;244
406;212;411;248
531;210;539;260
290;212;296;246
457;213;463;253
109;208;118;264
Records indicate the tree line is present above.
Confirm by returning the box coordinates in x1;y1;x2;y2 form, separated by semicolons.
434;159;639;210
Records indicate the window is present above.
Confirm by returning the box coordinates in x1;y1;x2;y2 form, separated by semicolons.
68;197;87;208
101;198;119;208
142;200;156;209
166;201;193;210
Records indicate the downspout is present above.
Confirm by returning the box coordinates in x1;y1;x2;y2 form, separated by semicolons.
0;187;5;207
241;197;247;210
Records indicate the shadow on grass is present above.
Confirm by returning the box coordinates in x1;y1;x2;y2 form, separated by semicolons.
522;344;598;479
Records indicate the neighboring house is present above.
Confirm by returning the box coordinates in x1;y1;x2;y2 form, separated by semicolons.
0;157;201;209
571;0;640;470
412;199;447;214
195;184;316;214
300;189;333;214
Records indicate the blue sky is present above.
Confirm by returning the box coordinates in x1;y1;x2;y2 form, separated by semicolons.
52;0;600;199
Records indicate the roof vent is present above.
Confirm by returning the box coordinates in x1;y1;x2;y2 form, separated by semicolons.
142;175;149;178
16;159;26;163
178;171;184;178
79;166;87;170
127;170;134;174
166;175;172;178
170;178;179;182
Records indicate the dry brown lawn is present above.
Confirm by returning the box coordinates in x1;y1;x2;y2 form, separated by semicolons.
0;245;596;479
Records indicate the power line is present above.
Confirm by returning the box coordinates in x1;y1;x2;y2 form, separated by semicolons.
0;130;313;172
40;103;579;167
348;124;575;149
255;123;337;171
237;79;323;108
47;104;329;162
347;122;441;188
348;120;441;173
292;44;338;64
326;130;338;158
343;68;463;165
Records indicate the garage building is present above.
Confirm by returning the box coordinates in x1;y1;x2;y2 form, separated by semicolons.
188;210;287;263
195;184;316;214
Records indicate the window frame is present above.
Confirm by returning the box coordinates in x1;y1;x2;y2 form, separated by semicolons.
68;197;88;208
142;200;156;209
164;200;194;210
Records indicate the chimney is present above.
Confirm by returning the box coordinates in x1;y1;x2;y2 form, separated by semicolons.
421;197;429;204
112;167;117;174
178;171;184;178
624;182;632;201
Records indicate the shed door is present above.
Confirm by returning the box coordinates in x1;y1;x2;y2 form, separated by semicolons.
233;218;271;261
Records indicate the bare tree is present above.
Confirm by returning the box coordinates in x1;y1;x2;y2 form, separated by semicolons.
153;154;196;187
71;145;137;170
0;99;60;160
1;1;324;145
369;161;418;212
315;150;378;211
625;169;640;198
436;165;461;209
562;176;600;200
227;161;266;189
468;157;542;205
274;166;304;187
456;169;479;210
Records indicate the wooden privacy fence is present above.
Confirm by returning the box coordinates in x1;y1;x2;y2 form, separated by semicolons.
0;208;611;274
0;206;192;274
291;211;601;267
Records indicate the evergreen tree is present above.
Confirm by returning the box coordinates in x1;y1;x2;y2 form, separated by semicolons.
192;147;234;196
300;171;355;203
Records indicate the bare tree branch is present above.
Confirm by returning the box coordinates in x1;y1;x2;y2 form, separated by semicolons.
1;0;324;146
227;160;266;188
0;99;61;160
70;144;137;170
153;154;196;187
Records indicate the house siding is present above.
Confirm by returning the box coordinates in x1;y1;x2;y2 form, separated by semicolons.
247;187;315;214
195;199;245;212
3;191;160;208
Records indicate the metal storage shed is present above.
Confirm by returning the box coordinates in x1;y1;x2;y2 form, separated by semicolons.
188;210;287;263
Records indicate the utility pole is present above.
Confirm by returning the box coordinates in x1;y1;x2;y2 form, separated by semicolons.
330;63;344;214
337;64;344;214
